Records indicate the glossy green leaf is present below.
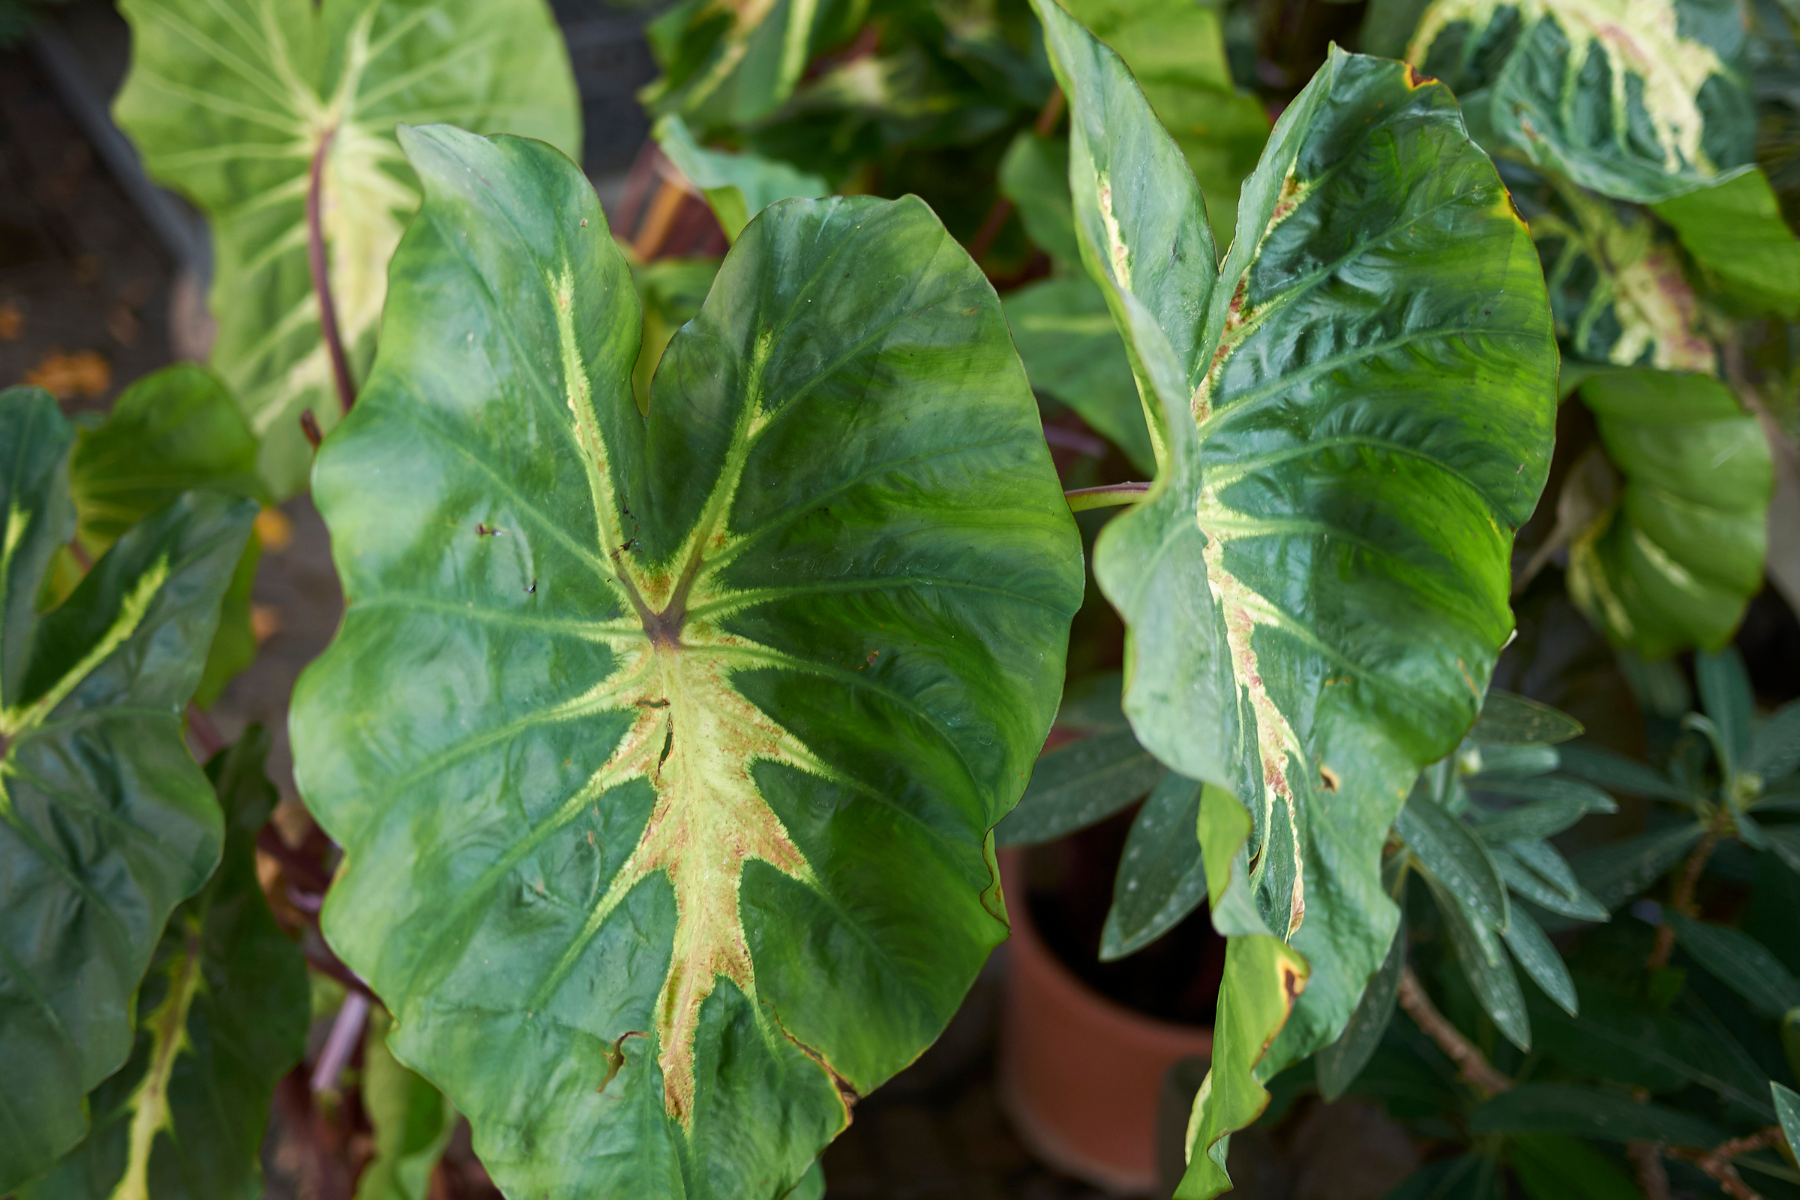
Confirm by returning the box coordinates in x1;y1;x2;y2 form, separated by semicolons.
1501;905;1577;1015
1696;646;1754;771
1777;1081;1800;1161
1002;277;1155;474
22;729;310;1200
653;115;829;242
1748;700;1800;783
1177;785;1308;1199
1509;1134;1641;1200
114;0;582;498
1315;914;1405;1102
1653;166;1800;316
0;389;258;1192
66;363;267;708
1398;788;1509;932
1556;743;1690;802
1034;8;1554;1190
289;126;1083;1200
1058;0;1270;243
1424;868;1531;1050
1469;691;1584;745
1568;369;1772;658
1470;776;1617;842
1408;0;1756;203
998;132;1081;268
995;726;1167;845
1469;1083;1725;1147
357;1008;457;1200
1573;823;1704;909
1100;772;1206;959
1493;843;1610;921
1526;187;1716;373
1667;912;1800;1018
1464;742;1560;779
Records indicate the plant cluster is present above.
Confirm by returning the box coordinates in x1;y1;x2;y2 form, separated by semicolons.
1;0;1798;1198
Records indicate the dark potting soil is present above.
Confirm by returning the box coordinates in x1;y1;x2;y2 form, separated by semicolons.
1025;805;1225;1028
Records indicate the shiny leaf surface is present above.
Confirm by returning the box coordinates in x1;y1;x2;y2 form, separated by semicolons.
1100;771;1207;959
289;126;1082;1200
115;0;581;497
1653;167;1800;316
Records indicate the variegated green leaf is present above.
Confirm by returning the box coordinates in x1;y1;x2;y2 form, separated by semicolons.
21;728;309;1200
1031;4;1555;1191
0;388;257;1191
642;0;827;126
66;364;267;707
653;114;829;242
289;126;1082;1200
114;0;581;498
1524;185;1716;373
1408;0;1756;203
1567;368;1772;657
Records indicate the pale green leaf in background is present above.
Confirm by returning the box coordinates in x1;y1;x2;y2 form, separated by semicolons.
652;114;829;241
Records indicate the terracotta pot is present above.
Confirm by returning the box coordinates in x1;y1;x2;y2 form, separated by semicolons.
998;848;1214;1195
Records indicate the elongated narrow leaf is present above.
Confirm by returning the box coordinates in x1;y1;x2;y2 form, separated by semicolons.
1494;845;1609;921
1465;743;1559;780
1397;790;1509;933
1179;786;1308;1199
66;363;266;707
22;729;310;1200
1748;700;1800;784
1501;905;1577;1015
1470;778;1616;842
1424;870;1531;1050
1696;647;1754;771
641;0;830;127
1556;743;1690;802
1777;1082;1800;1161
289;127;1083;1200
1574;824;1704;909
1033;8;1554;1192
1509;1134;1646;1200
995;728;1167;845
0;390;257;1191
1101;772;1206;959
356;1008;457;1200
1470;1083;1725;1148
114;0;581;498
1002;277;1155;474
1316;915;1406;1101
1653;167;1800;316
1470;691;1584;745
1569;369;1772;658
1408;0;1756;203
1667;913;1800;1018
653;115;828;242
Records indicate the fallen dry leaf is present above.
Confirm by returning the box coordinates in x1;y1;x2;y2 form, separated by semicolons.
24;349;110;399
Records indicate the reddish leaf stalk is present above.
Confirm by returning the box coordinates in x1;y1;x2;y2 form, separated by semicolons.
306;126;357;415
1396;966;1512;1097
1065;481;1150;511
1647;821;1722;970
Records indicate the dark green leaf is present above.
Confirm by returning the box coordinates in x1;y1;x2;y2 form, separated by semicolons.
1697;647;1754;772
1469;779;1616;843
1423;869;1530;1051
1316;915;1405;1102
1653;167;1800;317
1502;906;1577;1016
1667;912;1800;1018
22;729;310;1200
1569;370;1772;659
996;729;1167;845
1002;277;1156;474
1100;772;1206;959
1470;692;1584;745
1509;1134;1641;1200
1777;1082;1800;1160
998;132;1081;267
1493;844;1609;922
0;388;258;1191
289;127;1083;1199
1055;671;1131;734
1398;790;1509;933
115;0;583;497
1749;700;1800;785
1408;0;1756;203
1464;743;1558;780
1574;824;1705;910
653;115;828;242
1384;1154;1501;1200
1469;1084;1726;1148
1556;743;1690;803
1769;827;1800;877
67;363;267;707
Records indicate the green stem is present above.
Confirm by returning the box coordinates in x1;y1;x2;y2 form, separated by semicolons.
1065;482;1149;511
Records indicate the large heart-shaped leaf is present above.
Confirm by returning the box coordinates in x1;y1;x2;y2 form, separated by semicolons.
0;388;257;1191
21;728;310;1200
1030;4;1556;1192
1566;368;1771;658
67;364;268;706
1407;0;1756;204
289;125;1082;1200
114;0;581;499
